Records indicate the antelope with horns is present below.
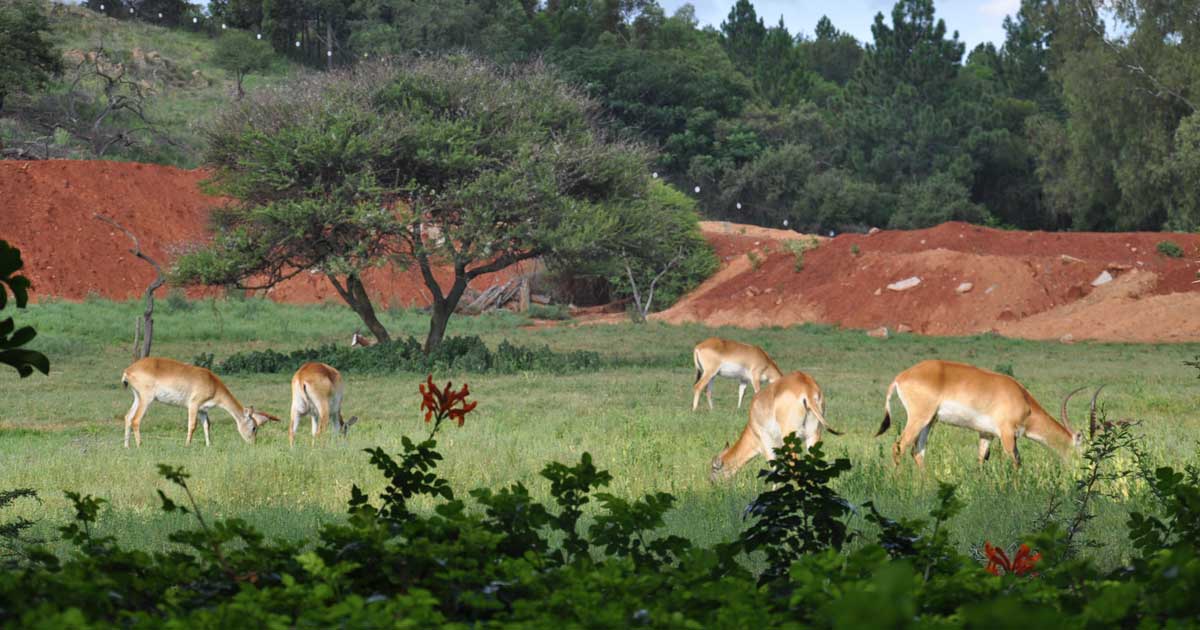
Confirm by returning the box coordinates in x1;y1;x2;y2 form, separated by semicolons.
710;371;842;481
875;360;1102;469
692;337;784;411
120;357;279;447
290;362;357;447
350;331;375;348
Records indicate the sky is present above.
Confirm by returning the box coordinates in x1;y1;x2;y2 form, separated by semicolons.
657;0;1021;52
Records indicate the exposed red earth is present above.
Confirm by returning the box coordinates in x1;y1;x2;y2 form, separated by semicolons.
655;221;1200;343
3;160;1199;342
0;160;528;308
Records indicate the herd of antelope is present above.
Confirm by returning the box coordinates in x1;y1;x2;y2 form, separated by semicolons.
696;336;1103;481
118;331;1103;482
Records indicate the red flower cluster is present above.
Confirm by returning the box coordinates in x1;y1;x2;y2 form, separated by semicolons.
419;375;477;433
984;542;1041;577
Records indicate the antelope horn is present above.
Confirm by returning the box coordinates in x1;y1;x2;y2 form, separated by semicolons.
1088;385;1106;439
1060;386;1086;435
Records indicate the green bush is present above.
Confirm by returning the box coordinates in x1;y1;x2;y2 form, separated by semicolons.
1157;240;1184;258
215;336;601;374
527;304;570;320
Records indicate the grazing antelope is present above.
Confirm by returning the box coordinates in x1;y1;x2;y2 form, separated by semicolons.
289;362;357;447
120;357;279;447
875;360;1100;469
692;337;784;411
710;371;842;481
350;331;375;348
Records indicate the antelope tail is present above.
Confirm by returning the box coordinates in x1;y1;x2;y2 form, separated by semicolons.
121;372;129;389
693;349;702;384
804;397;842;436
875;382;896;437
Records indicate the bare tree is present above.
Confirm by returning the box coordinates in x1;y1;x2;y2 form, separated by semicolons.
94;214;164;360
53;46;171;157
622;248;684;323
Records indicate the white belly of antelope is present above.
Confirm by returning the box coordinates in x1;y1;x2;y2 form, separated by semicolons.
716;362;752;382
936;401;999;436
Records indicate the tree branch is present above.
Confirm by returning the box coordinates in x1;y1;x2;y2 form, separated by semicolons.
466;249;542;279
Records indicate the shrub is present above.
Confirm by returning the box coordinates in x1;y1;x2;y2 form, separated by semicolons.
1157;240;1184;258
784;238;820;273
527;304;570;320
164;288;193;313
747;251;762;270
215;336;601;374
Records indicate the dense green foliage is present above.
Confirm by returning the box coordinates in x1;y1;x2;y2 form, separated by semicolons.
3;379;1200;626
0;0;59;112
0;241;49;378
178;55;709;350
8;0;1200;231
209;30;274;98
206;335;602;375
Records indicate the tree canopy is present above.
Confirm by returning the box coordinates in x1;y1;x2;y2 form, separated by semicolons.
14;0;1200;232
176;56;712;349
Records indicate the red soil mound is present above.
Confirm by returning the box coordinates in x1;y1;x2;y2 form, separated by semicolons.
4;160;1198;343
656;221;1200;343
0;160;526;307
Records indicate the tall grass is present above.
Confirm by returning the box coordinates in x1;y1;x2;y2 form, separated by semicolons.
1;298;1197;568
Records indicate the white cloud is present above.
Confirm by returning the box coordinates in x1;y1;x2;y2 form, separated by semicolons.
978;0;1020;18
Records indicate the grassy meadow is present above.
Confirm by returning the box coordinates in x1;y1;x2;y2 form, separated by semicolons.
2;296;1198;568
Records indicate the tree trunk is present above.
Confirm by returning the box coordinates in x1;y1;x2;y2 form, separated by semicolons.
327;273;391;343
423;273;469;352
235;71;244;100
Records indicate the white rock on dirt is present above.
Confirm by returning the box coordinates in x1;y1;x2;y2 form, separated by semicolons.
955;282;973;294
867;327;889;339
887;277;921;291
1091;270;1114;286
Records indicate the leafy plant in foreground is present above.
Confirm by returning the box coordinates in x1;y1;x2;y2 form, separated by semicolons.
739;437;853;582
0;240;49;377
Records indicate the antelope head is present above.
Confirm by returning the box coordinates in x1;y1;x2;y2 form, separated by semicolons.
1059;385;1106;449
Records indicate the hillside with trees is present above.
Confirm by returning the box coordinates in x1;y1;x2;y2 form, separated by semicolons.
3;0;1199;232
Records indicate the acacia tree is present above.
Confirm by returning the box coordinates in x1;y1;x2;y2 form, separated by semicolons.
176;56;660;351
210;31;274;100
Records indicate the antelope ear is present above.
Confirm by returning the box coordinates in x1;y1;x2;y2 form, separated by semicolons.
724;440;730;449
346;416;359;428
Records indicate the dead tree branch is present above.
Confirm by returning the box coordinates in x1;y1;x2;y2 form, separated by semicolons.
94;213;165;359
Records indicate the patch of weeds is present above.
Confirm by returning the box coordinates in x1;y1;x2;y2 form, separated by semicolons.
528;304;570;320
1156;241;1183;258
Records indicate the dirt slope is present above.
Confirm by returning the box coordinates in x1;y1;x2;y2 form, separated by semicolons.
3;160;1199;343
655;222;1200;343
0;160;527;307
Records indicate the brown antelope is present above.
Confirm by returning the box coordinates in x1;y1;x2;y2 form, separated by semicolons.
350;331;375;347
692;337;785;411
875;360;1101;469
710;371;842;481
289;362;357;447
120;357;279;447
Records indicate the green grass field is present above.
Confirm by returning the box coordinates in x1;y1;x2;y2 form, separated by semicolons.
2;297;1197;568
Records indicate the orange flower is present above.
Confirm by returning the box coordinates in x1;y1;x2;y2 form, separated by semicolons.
984;542;1041;577
419;374;477;435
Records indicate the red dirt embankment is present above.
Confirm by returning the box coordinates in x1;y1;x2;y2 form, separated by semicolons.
656;221;1200;343
0;160;527;307
3;160;1199;343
